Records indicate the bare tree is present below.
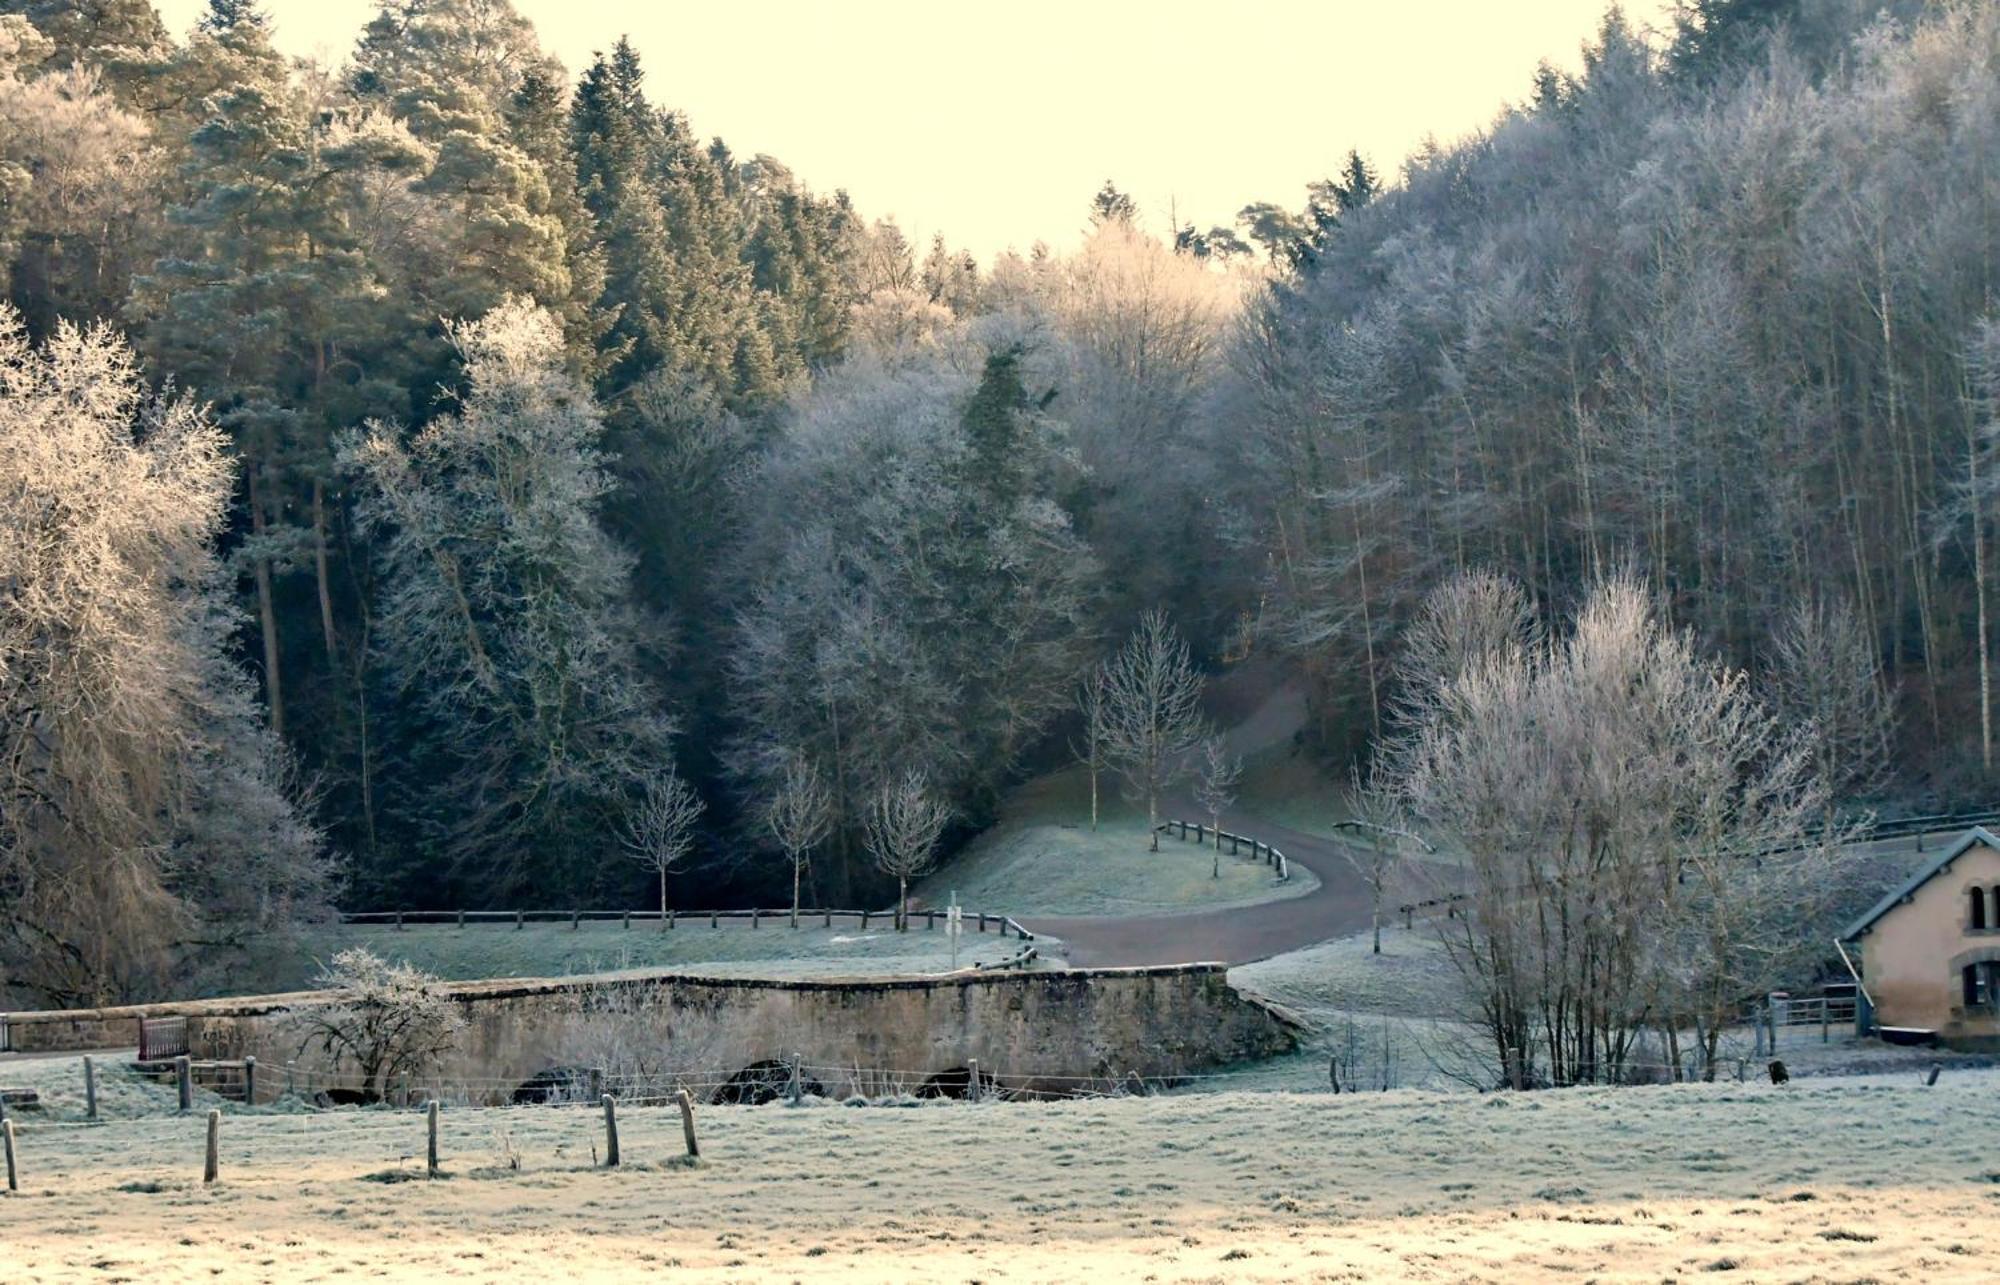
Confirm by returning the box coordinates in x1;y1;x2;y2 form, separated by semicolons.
623;767;704;927
765;757;833;928
1193;734;1241;872
1339;766;1429;955
0;308;325;1005
1072;665;1110;831
1389;573;1859;1085
293;949;466;1102
864;769;950;931
1102;610;1206;851
1769;595;1893;797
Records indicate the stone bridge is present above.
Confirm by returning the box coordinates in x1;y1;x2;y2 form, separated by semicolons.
2;963;1299;1102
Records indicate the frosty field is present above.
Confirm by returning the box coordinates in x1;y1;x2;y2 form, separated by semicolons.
5;1070;1996;1282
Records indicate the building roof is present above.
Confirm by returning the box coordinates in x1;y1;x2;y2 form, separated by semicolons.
1842;826;2000;941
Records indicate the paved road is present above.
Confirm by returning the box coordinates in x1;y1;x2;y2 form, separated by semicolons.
1017;812;1389;968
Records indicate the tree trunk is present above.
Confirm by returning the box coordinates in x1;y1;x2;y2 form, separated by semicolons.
658;867;667;932
314;480;338;663
248;469;285;740
897;875;908;932
1089;767;1099;832
1975;429;1993;772
1148;788;1159;852
1371;889;1382;955
791;858;801;929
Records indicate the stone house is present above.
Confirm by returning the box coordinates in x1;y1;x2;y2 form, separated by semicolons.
1842;826;2000;1048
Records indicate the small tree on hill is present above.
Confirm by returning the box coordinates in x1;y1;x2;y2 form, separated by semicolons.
623;766;704;927
865;769;950;931
1194;735;1241;873
1103;610;1206;851
1072;665;1110;832
295;948;466;1102
766;757;833;928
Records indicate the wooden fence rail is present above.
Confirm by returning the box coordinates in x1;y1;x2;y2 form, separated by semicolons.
336;906;1037;942
1154;820;1291;881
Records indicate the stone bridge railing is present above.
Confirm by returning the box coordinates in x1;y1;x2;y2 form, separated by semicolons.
1;963;1298;1102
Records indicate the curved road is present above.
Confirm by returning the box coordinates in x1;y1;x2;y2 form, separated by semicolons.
1017;811;1392;968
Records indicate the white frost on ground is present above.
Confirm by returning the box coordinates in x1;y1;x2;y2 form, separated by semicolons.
7;1073;2000;1280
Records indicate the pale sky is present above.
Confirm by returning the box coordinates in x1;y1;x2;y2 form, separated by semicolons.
160;1;1671;262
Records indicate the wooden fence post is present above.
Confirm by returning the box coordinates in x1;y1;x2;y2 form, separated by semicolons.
709;911;718;928
571;910;580;931
1927;1063;1942;1087
788;1057;803;1106
669;909;676;931
860;910;869;930
427;1100;440;1177
822;910;831;929
515;910;523;931
177;1055;193;1113
676;1089;699;1158
2;1118;15;1191
457;909;466;928
977;913;987;934
395;911;403;932
203;1109;220;1184
1506;1048;1524;1092
600;1095;620;1167
83;1055;97;1121
751;909;759;929
243;1056;256;1106
968;1059;982;1103
622;911;630;931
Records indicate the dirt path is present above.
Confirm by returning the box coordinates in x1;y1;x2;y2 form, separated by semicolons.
1019;808;1398;967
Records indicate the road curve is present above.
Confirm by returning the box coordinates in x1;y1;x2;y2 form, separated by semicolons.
1016;812;1387;968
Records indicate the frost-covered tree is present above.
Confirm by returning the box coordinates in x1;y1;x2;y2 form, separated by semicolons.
1193;734;1240;859
622;765;703;925
864;770;949;931
764;756;831;927
341;299;673;905
294;947;466;1102
0;308;326;1005
1102;609;1206;851
1390;574;1865;1083
728;334;1095;898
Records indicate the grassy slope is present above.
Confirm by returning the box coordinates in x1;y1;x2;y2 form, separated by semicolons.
916;765;1317;916
224;921;1016;995
9;1074;1997;1280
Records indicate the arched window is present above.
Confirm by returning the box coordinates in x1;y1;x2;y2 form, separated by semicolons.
1973;886;1989;932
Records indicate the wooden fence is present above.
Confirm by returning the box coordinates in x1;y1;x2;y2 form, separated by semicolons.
1154;820;1290;881
336;906;1037;941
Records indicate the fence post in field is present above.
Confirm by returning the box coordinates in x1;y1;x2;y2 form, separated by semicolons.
752;909;759;929
1821;1002;1830;1044
515;910;523;931
203;1109;220;1184
571;910;580;931
669;909;676;931
457;909;466;928
709;911;718;929
788;1057;802;1106
977;912;987;934
395;911;403;931
3;1118;15;1191
968;1059;982;1103
1927;1063;1942;1087
622;911;630;931
1506;1048;1523;1092
427;1099;440;1177
822;910;831;929
243;1056;256;1106
600;1094;620;1167
676;1089;699;1158
83;1055;97;1121
860;910;869;930
176;1055;193;1113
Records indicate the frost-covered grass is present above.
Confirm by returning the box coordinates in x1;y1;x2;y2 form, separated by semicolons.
8;1073;2000;1280
918;766;1317;916
225;921;1018;994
